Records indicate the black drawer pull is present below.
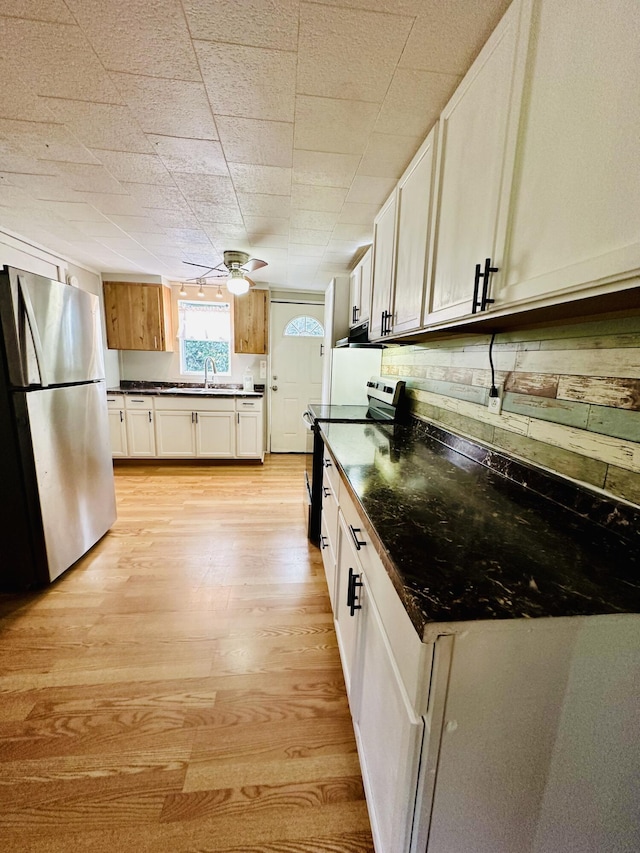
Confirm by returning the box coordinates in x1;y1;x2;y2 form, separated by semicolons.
323;486;331;498
347;567;363;616
349;524;366;551
323;457;332;468
320;535;328;550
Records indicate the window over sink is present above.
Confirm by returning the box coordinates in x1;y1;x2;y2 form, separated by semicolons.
177;299;231;375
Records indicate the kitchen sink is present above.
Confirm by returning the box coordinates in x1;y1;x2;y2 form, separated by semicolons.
164;387;236;395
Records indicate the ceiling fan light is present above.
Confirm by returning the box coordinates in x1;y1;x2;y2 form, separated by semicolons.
226;271;250;295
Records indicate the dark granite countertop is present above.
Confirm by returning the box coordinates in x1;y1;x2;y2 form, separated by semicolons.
107;382;263;398
320;419;640;636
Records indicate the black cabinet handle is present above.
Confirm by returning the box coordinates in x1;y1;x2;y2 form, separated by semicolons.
349;524;366;551
323;486;331;498
320;535;328;550
381;309;392;336
320;343;324;356
323;457;332;468
148;411;152;422
347;567;363;616
119;410;123;422
472;257;498;314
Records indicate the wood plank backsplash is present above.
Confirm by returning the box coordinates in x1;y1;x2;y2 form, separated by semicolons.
381;315;640;506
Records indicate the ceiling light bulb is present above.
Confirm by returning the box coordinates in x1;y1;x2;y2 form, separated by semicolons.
197;282;205;298
226;271;250;295
216;285;223;299
178;282;187;296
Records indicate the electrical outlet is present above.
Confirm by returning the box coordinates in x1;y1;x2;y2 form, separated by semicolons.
259;360;267;379
487;386;503;415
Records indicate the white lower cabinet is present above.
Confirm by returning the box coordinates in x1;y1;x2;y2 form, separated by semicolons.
154;409;196;457
235;398;264;459
124;396;156;457
196;412;235;458
106;394;127;457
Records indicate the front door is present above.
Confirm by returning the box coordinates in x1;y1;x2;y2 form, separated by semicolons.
270;302;324;453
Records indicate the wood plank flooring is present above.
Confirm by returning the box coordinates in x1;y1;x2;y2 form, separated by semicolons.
0;456;374;852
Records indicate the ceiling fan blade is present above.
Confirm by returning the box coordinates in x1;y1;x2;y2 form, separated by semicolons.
244;275;256;288
240;257;267;273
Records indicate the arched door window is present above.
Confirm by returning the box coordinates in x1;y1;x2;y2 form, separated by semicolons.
284;316;324;337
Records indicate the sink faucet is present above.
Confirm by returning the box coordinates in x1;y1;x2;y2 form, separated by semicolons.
203;356;217;389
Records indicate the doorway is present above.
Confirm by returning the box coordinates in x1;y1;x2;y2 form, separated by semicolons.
270;301;324;453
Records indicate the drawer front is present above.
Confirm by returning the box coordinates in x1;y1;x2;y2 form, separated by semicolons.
320;512;337;611
322;471;339;557
106;394;125;408
339;483;432;715
236;397;262;412
322;445;341;493
154;396;235;412
124;395;154;409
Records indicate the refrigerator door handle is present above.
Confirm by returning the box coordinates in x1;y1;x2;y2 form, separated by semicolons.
17;274;48;387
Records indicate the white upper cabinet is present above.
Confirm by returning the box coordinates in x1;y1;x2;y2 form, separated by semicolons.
348;247;372;328
393;126;437;335
424;0;533;325
370;191;398;339
495;0;640;310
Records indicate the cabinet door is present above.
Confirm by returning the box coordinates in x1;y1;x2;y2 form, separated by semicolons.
103;282;173;352
235;412;263;458
154;410;195;457
425;0;532;325
355;572;425;853
234;289;268;354
369;191;397;339
349;267;361;327
496;0;640;310
359;247;372;325
335;512;364;701
107;408;128;457
197;412;235;458
320;512;337;612
126;409;156;457
393;128;437;335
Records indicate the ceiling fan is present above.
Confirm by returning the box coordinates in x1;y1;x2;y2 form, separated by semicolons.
183;250;267;296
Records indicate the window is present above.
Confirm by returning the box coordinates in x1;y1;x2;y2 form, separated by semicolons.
177;299;231;374
284;315;324;337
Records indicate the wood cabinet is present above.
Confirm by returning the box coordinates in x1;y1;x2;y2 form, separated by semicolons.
233;289;268;354
369;192;397;339
393;127;437;335
425;0;532;326
494;0;640;311
348;247;372;327
103;281;174;351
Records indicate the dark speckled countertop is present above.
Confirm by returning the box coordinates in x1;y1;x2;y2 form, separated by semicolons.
107;381;263;398
320;419;640;636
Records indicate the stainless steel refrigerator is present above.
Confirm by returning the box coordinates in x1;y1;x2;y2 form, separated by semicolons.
0;266;116;589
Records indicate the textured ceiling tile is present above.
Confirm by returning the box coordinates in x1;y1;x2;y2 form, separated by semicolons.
64;0;200;80
110;75;218;139
196;41;296;122
1;172;80;202
95;151;173;185
215;116;293;168
121;183;192;211
44;100;153;154
0;18;121;102
172;173;234;204
0;59;57;122
184;0;299;51
190;201;243;224
290;209;339;231
202;224;250;245
73;219;129;238
292;150;360;189
237;193;291;218
149;136;228;176
317;0;426;13
75;192;145;217
148;208;201;229
244;216;290;237
290;228;331;247
359;133;420;178
297;3;413;102
399;0;511;74
294;96;378;155
104;215;166;234
338;201;380;225
0;140;54;176
44;163;125;195
332;222;373;242
291;184;347;212
346;175;396;205
3;1;77;23
228;163;291;196
375;68;460;137
248;233;289;249
289;243;325;258
41;200;108;222
0;119;97;164
0;184;40;208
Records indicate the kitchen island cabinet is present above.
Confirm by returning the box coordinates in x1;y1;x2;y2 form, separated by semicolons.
319;418;640;853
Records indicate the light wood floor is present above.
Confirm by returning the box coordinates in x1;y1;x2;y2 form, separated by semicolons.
0;456;374;852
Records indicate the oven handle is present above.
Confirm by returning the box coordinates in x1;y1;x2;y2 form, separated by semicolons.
302;410;314;430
